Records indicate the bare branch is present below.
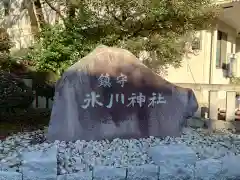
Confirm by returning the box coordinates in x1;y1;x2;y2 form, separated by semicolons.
44;0;65;20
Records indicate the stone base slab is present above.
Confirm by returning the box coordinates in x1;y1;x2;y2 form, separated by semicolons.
206;119;240;132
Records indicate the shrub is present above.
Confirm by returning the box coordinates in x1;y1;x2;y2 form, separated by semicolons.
0;27;13;53
27;25;83;76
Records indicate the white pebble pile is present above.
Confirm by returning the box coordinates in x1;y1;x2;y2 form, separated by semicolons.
1;127;240;175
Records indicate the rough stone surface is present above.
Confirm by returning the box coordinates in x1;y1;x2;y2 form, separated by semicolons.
0;171;22;180
187;118;205;129
159;164;195;180
57;172;92;180
93;166;126;180
195;159;222;180
220;155;240;179
21;146;57;180
127;164;158;180
148;144;198;166
47;45;198;142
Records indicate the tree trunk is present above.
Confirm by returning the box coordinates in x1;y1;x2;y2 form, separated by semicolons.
33;0;46;28
66;0;75;20
44;0;66;26
3;0;10;16
24;0;40;40
55;2;61;24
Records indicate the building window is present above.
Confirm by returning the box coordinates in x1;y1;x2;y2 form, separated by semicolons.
216;30;227;68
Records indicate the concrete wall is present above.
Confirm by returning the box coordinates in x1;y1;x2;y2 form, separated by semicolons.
165;20;238;111
165;21;237;85
165;31;211;84
212;21;237;110
213;20;237;84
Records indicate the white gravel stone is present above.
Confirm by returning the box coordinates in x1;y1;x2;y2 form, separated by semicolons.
127;164;158;180
0;171;22;180
195;158;222;180
93;166;126;180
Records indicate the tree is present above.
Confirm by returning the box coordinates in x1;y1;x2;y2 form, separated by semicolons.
3;0;10;16
77;0;220;70
29;0;220;74
21;0;41;40
33;0;47;28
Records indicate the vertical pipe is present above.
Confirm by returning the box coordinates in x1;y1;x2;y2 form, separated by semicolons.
209;29;214;85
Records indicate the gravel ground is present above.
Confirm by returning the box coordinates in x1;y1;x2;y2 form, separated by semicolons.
0;127;240;175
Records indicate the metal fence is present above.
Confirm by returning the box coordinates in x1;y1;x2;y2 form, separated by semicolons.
22;78;54;109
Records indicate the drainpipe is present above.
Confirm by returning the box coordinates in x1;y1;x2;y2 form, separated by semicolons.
208;29;216;119
209;28;216;85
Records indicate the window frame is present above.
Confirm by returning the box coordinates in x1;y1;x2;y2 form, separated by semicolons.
216;30;228;68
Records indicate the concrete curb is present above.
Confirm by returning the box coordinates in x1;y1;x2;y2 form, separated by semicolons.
1;158;240;180
1;144;240;180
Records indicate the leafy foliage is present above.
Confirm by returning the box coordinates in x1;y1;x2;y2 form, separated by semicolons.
0;27;13;53
0;53;12;71
0;70;34;112
28;0;220;74
0;52;34;74
27;23;95;74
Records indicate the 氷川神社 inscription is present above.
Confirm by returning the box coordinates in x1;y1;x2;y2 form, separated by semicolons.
81;73;167;109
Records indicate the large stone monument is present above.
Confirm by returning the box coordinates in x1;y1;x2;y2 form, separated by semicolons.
47;45;198;142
